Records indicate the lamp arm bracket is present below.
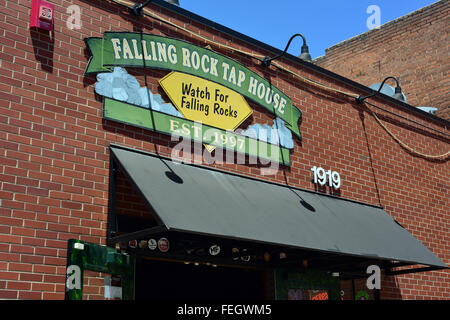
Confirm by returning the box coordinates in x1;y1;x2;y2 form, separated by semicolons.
262;33;307;67
130;0;153;17
356;76;401;103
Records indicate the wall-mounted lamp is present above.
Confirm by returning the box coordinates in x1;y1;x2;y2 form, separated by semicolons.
130;0;153;16
130;0;180;16
417;106;438;114
166;0;180;5
262;33;312;67
356;76;405;103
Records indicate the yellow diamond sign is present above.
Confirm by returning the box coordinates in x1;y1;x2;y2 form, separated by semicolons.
159;72;253;145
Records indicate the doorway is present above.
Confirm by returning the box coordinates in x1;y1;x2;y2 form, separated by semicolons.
135;258;266;300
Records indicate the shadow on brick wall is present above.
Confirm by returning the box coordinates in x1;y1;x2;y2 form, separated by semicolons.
30;27;54;73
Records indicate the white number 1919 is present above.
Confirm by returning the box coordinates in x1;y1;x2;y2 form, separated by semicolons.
311;166;341;189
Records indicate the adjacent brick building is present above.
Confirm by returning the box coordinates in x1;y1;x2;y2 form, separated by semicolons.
315;0;449;120
0;0;448;300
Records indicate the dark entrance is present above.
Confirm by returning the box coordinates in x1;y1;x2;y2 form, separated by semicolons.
135;258;266;300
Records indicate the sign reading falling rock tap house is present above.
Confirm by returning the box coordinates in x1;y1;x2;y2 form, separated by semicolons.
85;32;302;165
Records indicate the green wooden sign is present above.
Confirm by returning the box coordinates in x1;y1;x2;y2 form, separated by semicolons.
85;32;302;139
65;239;135;300
103;98;291;166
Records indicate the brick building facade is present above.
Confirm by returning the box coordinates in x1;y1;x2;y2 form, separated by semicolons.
0;0;448;300
315;0;449;121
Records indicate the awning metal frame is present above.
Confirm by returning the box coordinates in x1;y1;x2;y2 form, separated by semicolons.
109;226;168;244
385;266;445;276
106;149;168;247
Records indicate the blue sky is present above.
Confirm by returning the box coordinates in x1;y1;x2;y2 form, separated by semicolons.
180;0;438;59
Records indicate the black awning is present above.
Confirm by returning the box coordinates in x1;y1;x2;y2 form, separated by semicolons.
109;146;448;276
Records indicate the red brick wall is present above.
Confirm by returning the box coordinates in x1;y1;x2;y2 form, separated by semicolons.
82;270;106;300
0;0;448;300
315;0;450;121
